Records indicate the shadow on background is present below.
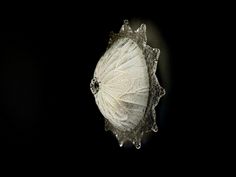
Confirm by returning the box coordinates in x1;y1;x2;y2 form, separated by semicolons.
0;3;215;164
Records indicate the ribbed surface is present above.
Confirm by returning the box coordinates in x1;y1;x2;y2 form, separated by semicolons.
94;38;149;131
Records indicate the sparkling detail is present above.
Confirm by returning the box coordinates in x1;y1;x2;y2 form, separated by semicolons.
90;20;165;149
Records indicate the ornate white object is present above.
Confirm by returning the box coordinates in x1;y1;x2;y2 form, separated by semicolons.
90;20;165;149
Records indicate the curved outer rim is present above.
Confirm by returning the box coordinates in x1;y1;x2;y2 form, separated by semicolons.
92;20;165;149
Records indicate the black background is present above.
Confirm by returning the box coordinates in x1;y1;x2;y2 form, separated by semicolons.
0;2;225;169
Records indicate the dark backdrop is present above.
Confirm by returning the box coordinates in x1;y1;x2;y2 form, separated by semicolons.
0;2;221;168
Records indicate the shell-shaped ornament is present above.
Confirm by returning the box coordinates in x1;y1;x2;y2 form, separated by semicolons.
90;20;165;149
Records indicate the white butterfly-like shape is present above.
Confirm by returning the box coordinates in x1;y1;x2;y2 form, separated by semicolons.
90;20;165;149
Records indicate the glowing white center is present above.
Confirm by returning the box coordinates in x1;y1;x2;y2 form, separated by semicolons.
94;38;149;131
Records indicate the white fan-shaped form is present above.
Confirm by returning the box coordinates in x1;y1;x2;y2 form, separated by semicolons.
90;20;165;149
94;38;149;131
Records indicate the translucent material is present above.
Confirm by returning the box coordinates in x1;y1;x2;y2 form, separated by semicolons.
90;20;165;149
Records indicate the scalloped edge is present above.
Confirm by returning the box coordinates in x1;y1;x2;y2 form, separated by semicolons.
95;20;165;149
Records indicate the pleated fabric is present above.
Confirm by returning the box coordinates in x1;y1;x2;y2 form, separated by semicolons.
94;38;149;131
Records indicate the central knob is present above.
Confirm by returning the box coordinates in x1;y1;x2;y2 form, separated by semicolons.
90;77;100;95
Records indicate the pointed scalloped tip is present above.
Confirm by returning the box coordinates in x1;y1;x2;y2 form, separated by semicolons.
136;24;146;33
151;123;158;132
159;86;166;97
120;20;133;33
119;20;147;42
153;48;160;55
136;23;147;42
153;48;161;62
119;141;124;147
133;140;141;149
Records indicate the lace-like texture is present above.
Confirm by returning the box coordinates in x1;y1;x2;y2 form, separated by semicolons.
90;20;165;149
